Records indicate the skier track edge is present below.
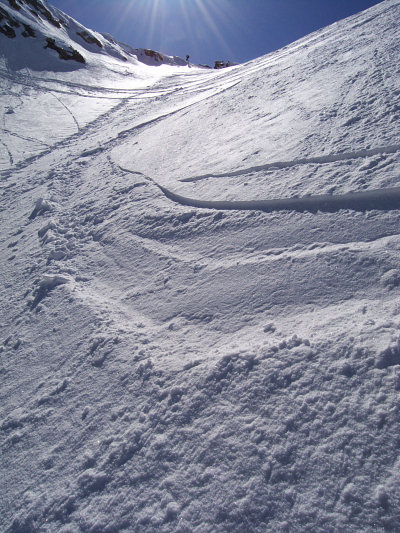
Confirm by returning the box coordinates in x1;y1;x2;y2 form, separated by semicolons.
156;183;400;213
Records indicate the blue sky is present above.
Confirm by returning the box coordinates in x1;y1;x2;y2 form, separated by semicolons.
49;0;383;66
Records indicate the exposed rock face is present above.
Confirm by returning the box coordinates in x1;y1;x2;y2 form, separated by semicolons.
0;0;85;63
21;0;64;28
76;29;102;48
214;60;236;69
0;4;19;37
144;49;164;62
21;21;34;36
44;37;85;63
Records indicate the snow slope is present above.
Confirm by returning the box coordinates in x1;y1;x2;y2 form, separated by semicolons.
1;0;400;531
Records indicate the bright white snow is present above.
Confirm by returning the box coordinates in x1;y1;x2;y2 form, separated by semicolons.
1;0;400;531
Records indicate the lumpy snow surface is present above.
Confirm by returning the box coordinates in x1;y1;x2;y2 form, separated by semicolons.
1;0;400;531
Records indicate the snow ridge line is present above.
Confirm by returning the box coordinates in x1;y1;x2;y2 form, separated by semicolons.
180;144;400;183
156;183;400;213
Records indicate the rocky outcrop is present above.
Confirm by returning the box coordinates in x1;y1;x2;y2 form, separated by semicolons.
1;1;59;39
22;0;64;28
77;29;102;48
144;49;164;62
0;4;19;37
21;21;34;36
214;60;236;69
44;37;85;63
0;1;86;63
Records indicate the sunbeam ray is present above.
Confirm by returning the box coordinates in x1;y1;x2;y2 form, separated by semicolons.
112;0;137;35
192;0;236;58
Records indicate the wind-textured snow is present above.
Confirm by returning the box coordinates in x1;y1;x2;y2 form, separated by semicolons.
1;0;400;531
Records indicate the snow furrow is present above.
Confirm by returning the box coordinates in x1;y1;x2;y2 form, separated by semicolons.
180;144;400;183
157;183;400;213
0;139;13;166
3;129;49;147
50;92;80;133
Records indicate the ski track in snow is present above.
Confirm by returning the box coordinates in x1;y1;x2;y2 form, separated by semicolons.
2;69;399;217
0;75;241;175
49;92;80;133
0;139;13;166
3;128;50;147
180;144;400;183
157;183;400;214
117;163;400;215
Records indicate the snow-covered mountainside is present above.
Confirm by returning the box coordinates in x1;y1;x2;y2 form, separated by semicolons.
1;0;400;531
0;0;188;71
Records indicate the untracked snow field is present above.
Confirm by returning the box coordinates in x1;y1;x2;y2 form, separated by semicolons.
1;0;400;531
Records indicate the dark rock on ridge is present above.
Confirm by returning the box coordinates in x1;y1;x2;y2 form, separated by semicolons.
44;37;85;63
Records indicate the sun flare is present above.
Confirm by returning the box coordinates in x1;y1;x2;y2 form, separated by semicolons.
113;0;241;62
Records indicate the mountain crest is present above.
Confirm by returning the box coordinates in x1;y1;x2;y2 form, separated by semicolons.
0;0;189;69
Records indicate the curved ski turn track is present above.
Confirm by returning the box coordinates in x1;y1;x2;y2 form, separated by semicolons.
149;143;400;213
157;182;400;213
179;144;400;183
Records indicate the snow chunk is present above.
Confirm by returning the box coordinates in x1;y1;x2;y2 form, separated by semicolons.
380;269;400;290
375;337;400;369
29;274;71;309
375;485;389;509
29;197;52;220
77;469;110;494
